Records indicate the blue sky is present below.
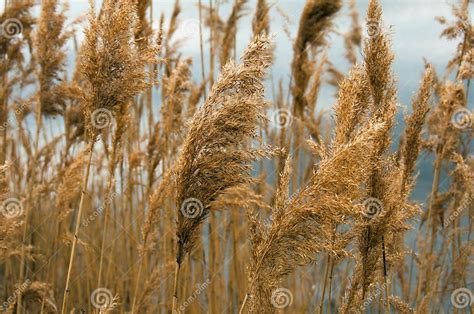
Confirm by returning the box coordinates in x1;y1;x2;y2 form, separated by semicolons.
2;0;466;108
55;1;469;109
2;0;472;200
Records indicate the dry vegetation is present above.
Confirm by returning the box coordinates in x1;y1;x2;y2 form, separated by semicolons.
0;0;473;313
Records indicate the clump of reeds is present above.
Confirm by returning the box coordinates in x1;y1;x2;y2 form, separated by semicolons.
1;0;472;312
61;0;159;311
243;123;384;312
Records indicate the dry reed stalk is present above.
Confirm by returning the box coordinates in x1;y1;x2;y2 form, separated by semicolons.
209;0;216;88
0;0;35;162
16;1;64;311
198;0;207;100
132;62;190;311
61;0;158;311
344;0;362;65
213;182;273;312
420;3;472;280
60;140;95;313
96;109;128;288
243;123;384;313
289;0;341;225
31;0;68;261
0;1;471;312
172;34;274;312
132;166;174;311
252;0;270;37
34;0;70;117
219;0;247;67
40;149;86;312
291;0;341;118
416;79;468;307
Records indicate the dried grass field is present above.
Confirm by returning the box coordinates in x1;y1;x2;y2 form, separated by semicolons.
0;0;473;313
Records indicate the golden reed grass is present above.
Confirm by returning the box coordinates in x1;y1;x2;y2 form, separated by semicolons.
0;0;472;313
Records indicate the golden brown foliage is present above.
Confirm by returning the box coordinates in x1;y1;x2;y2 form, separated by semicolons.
0;0;472;313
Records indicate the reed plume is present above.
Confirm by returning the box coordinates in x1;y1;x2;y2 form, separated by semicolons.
416;77;469;308
0;1;470;312
344;0;362;64
291;0;341;117
0;0;35;164
61;0;158;311
436;0;471;78
244;123;384;312
333;65;370;146
132;59;191;311
399;67;433;191
252;0;270;36
342;0;398;310
81;0;158;137
34;0;70;117
343;9;437;314
172;34;274;311
220;0;248;66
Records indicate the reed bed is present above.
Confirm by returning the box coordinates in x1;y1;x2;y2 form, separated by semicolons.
0;0;472;313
